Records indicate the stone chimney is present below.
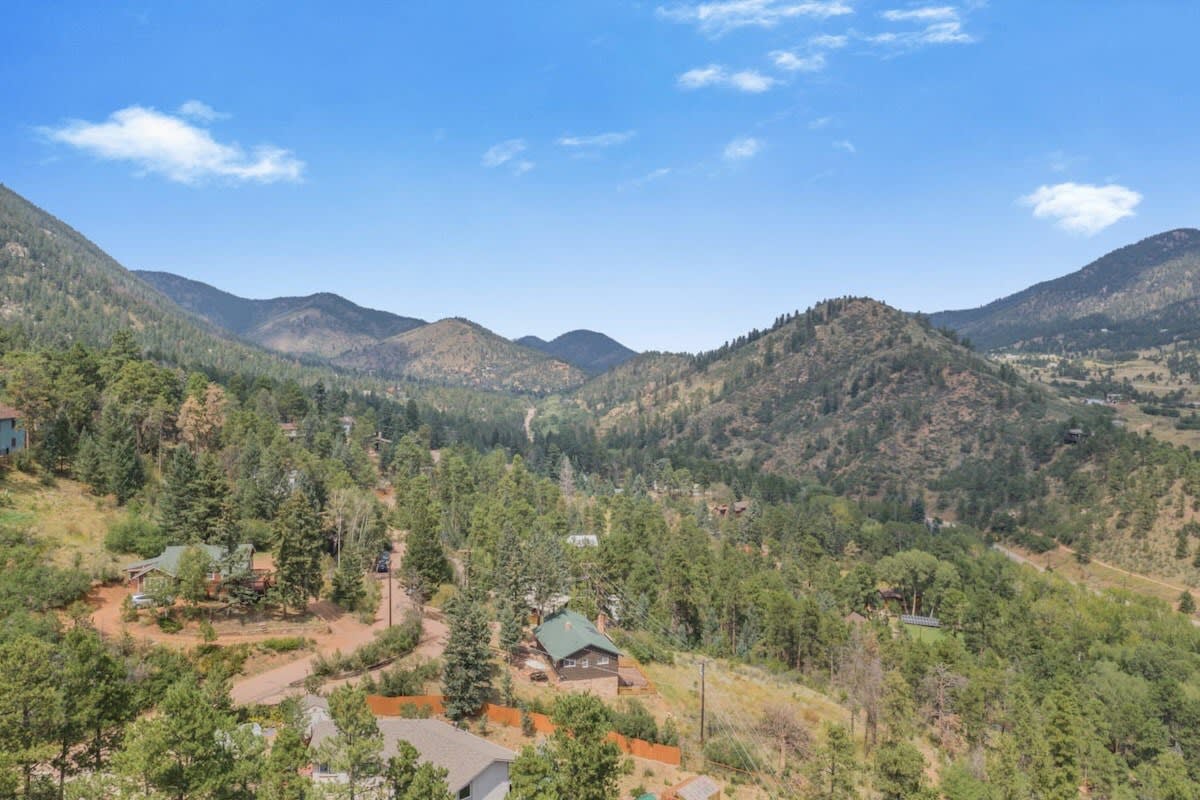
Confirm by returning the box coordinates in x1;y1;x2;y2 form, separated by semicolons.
596;612;609;634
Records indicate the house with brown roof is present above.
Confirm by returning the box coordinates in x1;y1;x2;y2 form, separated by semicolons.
0;405;25;456
309;717;514;800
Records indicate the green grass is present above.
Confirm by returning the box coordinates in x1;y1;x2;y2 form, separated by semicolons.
903;623;946;644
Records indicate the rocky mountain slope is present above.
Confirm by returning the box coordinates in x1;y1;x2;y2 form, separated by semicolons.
573;297;1061;492
516;330;637;374
931;229;1200;351
340;318;589;394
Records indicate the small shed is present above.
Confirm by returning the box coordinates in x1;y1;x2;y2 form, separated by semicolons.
1064;428;1086;444
665;775;722;800
0;405;26;456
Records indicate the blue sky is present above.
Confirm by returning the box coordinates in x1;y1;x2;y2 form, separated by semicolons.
2;1;1198;352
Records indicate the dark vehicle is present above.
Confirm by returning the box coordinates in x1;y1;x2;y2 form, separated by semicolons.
375;553;391;573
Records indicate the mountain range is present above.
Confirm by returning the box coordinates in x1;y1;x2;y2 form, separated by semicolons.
136;270;635;392
931;228;1200;351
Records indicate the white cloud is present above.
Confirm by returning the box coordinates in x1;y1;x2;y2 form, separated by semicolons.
809;33;849;49
724;136;763;160
657;0;854;36
177;100;229;123
881;5;958;21
770;50;827;72
42;105;303;184
809;116;833;129
619;167;672;191
513;160;535;175
864;19;973;48
557;131;636;148
678;64;777;92
1020;182;1142;236
867;5;974;50
833;139;856;153
482;138;527;167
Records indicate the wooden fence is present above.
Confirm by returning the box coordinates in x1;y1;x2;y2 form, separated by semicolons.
366;694;682;766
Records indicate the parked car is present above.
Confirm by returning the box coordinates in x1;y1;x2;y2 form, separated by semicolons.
375;553;391;573
130;593;155;609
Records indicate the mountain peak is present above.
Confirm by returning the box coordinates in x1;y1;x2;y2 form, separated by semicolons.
517;329;636;375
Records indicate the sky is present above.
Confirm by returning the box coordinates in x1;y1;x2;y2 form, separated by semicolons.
2;1;1199;353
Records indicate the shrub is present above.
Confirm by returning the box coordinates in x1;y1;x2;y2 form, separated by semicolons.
157;615;183;634
259;637;312;654
104;515;168;557
311;612;423;677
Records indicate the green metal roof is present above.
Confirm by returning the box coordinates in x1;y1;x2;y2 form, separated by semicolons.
123;544;252;578
533;609;620;662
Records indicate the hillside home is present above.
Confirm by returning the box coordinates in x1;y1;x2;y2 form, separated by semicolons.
122;544;257;594
566;533;599;548
0;405;25;456
310;717;514;800
534;608;621;686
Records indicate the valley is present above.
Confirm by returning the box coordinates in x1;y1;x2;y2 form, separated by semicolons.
5;181;1200;800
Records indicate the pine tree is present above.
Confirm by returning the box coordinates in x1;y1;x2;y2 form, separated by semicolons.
160;446;199;543
1180;591;1196;615
401;763;452;800
315;685;383;800
331;554;367;612
273;492;325;614
191;452;235;545
548;692;623;800
499;600;526;663
442;595;493;722
401;478;451;591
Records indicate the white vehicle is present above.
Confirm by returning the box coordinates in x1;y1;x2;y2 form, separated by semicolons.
130;593;155;609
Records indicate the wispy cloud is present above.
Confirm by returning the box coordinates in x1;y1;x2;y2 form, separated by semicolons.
881;5;958;21
868;5;974;50
809;116;833;129
177;100;229;123
557;131;636;148
770;51;827;72
724;136;764;160
619;167;672;191
1021;182;1142;236
41;105;303;184
482;139;534;175
678;64;777;92
658;0;854;36
833;139;856;153
809;33;849;49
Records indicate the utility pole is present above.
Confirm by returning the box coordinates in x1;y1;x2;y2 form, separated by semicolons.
699;660;707;745
387;556;393;628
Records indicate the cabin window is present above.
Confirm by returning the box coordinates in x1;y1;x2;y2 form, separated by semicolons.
597;655;610;665
581;658;589;668
458;786;471;800
563;658;576;668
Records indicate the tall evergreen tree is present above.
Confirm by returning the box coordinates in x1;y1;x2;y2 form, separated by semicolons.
442;594;493;722
315;685;384;800
160;445;199;543
273;492;325;614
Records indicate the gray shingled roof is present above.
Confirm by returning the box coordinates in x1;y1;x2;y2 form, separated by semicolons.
534;608;620;662
309;718;514;793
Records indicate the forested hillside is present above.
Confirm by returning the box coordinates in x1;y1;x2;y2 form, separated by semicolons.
517;329;637;374
569;298;1059;495
0;184;329;383
136;270;427;359
340;318;589;395
932;228;1200;351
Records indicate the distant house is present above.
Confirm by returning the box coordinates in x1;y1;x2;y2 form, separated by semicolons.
0;405;26;457
711;500;751;518
533;608;621;684
664;775;722;800
1064;428;1086;444
122;544;257;594
338;416;355;436
310;717;515;800
279;422;299;440
900;614;942;628
566;534;599;548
